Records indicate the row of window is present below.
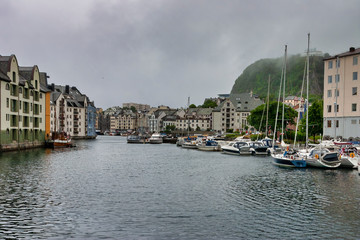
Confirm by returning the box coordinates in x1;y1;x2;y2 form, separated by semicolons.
327;72;358;83
327;119;360;128
328;56;358;69
5;84;42;100
327;87;357;97
327;103;358;112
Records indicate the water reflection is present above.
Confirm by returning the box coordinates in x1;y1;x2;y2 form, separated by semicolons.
0;137;359;239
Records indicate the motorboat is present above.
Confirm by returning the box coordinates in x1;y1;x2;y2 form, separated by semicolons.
221;141;252;155
197;140;220;151
300;148;341;168
221;142;239;155
338;146;359;168
46;132;74;148
127;135;143;144
182;140;198;149
249;141;271;155
149;133;163;144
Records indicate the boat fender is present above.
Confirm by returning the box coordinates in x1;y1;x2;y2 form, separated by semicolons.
350;152;355;158
290;155;294;160
286;146;289;151
315;154;319;159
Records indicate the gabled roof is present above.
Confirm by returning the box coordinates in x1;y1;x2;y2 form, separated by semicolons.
214;92;263;112
0;55;12;82
324;47;360;60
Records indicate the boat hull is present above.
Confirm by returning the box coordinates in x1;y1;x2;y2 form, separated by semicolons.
272;154;306;168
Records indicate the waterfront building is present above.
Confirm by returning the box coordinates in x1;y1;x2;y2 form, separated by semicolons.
49;84;96;139
0;55;47;150
323;47;360;139
212;92;263;133
176;108;212;131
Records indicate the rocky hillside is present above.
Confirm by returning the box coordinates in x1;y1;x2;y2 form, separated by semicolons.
231;54;326;101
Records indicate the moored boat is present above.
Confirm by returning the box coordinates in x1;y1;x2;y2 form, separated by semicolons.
197;140;221;151
127;135;143;144
338;146;359;168
300;148;341;168
249;141;271;155
149;133;163;144
46;132;74;148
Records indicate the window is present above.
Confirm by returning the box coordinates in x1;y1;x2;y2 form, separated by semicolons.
336;59;340;68
327;120;332;128
327;90;332;97
6;84;9;90
6;98;9;108
328;76;332;84
354;56;358;65
335;104;339;112
12;72;16;83
353;72;358;80
352;103;357;112
352;120;357;124
19;87;22;93
328;61;333;69
336;120;339;128
335;74;340;82
335;89;339;97
327;105;331;113
353;87;357;96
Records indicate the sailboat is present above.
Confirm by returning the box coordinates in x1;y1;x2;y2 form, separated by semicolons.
271;45;306;167
298;34;341;168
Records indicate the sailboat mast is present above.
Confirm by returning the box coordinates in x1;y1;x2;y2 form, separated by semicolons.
281;45;287;143
187;97;190;137
265;75;270;137
272;46;286;148
306;33;310;150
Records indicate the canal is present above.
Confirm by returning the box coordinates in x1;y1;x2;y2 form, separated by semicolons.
0;136;359;239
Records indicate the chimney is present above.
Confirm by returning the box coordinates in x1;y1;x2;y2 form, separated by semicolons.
250;90;253;98
350;47;355;52
65;85;70;94
51;83;55;91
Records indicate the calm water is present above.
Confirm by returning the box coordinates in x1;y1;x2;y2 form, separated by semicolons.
0;136;360;239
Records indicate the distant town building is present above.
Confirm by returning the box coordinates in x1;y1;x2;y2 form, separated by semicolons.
284;96;305;108
122;102;150;112
212;92;263;133
323;47;360;139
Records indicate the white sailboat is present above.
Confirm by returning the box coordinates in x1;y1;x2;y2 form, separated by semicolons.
299;33;341;168
271;45;306;167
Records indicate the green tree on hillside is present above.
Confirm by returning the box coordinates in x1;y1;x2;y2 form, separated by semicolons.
299;100;323;141
247;101;297;132
201;99;217;108
189;104;197;108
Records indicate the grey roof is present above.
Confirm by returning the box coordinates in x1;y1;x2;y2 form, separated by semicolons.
214;93;263;112
325;47;360;60
0;56;12;82
50;91;62;102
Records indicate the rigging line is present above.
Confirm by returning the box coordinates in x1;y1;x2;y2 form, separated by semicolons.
294;54;307;147
272;45;286;149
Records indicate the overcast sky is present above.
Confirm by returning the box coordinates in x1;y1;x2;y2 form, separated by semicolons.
1;0;359;109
